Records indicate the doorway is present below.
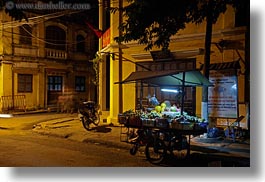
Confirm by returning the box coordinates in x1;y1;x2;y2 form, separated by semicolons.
47;76;63;105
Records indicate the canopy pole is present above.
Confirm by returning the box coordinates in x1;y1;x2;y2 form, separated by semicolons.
140;81;143;110
181;72;185;115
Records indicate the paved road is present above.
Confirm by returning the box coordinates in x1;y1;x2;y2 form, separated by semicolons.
0;112;250;167
0;113;155;167
0;133;156;167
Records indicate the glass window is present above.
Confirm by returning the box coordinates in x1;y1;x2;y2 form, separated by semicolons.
19;24;32;45
18;74;33;92
75;76;86;92
48;76;62;91
45;26;66;50
76;35;85;52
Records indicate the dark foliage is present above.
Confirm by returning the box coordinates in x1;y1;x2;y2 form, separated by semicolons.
110;0;248;51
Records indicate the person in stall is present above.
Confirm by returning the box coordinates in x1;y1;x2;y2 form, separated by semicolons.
147;94;160;107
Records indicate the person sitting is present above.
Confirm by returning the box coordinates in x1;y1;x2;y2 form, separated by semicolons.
147;94;160;107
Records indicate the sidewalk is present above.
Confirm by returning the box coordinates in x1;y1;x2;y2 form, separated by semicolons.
32;114;131;150
30;113;250;164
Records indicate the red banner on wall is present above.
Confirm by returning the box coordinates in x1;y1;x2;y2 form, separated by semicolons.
102;28;110;48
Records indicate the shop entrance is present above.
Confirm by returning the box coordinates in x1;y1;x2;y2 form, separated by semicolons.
135;59;196;114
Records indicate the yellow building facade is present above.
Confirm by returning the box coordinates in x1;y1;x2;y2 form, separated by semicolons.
98;0;249;128
0;10;97;112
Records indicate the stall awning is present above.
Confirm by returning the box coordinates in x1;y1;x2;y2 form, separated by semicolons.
116;70;213;87
200;60;241;70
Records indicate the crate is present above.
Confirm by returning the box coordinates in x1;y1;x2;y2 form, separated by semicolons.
142;119;156;127
155;118;169;129
171;122;183;130
171;122;194;130
182;123;194;130
126;115;142;128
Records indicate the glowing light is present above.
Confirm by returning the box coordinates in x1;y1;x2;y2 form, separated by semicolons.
232;84;237;90
161;88;179;93
0;114;13;118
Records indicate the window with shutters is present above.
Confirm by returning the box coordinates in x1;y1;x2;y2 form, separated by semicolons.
18;74;33;93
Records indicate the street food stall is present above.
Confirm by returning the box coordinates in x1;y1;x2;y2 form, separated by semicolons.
116;69;213;163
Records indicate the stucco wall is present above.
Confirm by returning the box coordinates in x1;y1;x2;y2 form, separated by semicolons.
98;1;247;126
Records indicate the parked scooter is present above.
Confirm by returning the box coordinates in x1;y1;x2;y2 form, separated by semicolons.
78;101;100;131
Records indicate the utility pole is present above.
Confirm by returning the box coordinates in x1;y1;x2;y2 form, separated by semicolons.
118;0;123;114
11;17;15;110
202;0;213;123
245;1;250;130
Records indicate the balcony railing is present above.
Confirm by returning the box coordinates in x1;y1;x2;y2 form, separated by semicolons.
0;95;26;112
45;48;67;59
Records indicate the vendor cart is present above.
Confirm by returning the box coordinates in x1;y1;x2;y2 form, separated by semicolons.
116;69;212;164
118;112;207;163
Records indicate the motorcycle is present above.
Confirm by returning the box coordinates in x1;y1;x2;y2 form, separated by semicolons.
78;101;100;131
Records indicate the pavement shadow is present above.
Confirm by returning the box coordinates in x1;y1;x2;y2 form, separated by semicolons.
91;125;112;133
0;126;12;130
149;152;250;167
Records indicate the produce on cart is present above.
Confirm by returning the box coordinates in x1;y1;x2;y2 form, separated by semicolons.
118;102;208;132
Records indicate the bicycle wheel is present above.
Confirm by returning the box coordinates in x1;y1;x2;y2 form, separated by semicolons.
81;116;92;131
145;139;166;164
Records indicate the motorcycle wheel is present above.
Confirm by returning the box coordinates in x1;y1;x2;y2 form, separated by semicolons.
81;116;92;131
170;137;189;160
130;144;138;155
92;112;100;126
170;147;188;160
145;139;166;164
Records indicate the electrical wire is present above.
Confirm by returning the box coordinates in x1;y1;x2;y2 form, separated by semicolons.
1;34;97;53
2;25;99;46
1;10;84;29
1;34;98;52
1;17;119;46
0;0;122;47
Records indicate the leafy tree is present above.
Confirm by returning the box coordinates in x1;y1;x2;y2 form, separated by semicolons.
112;0;247;52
